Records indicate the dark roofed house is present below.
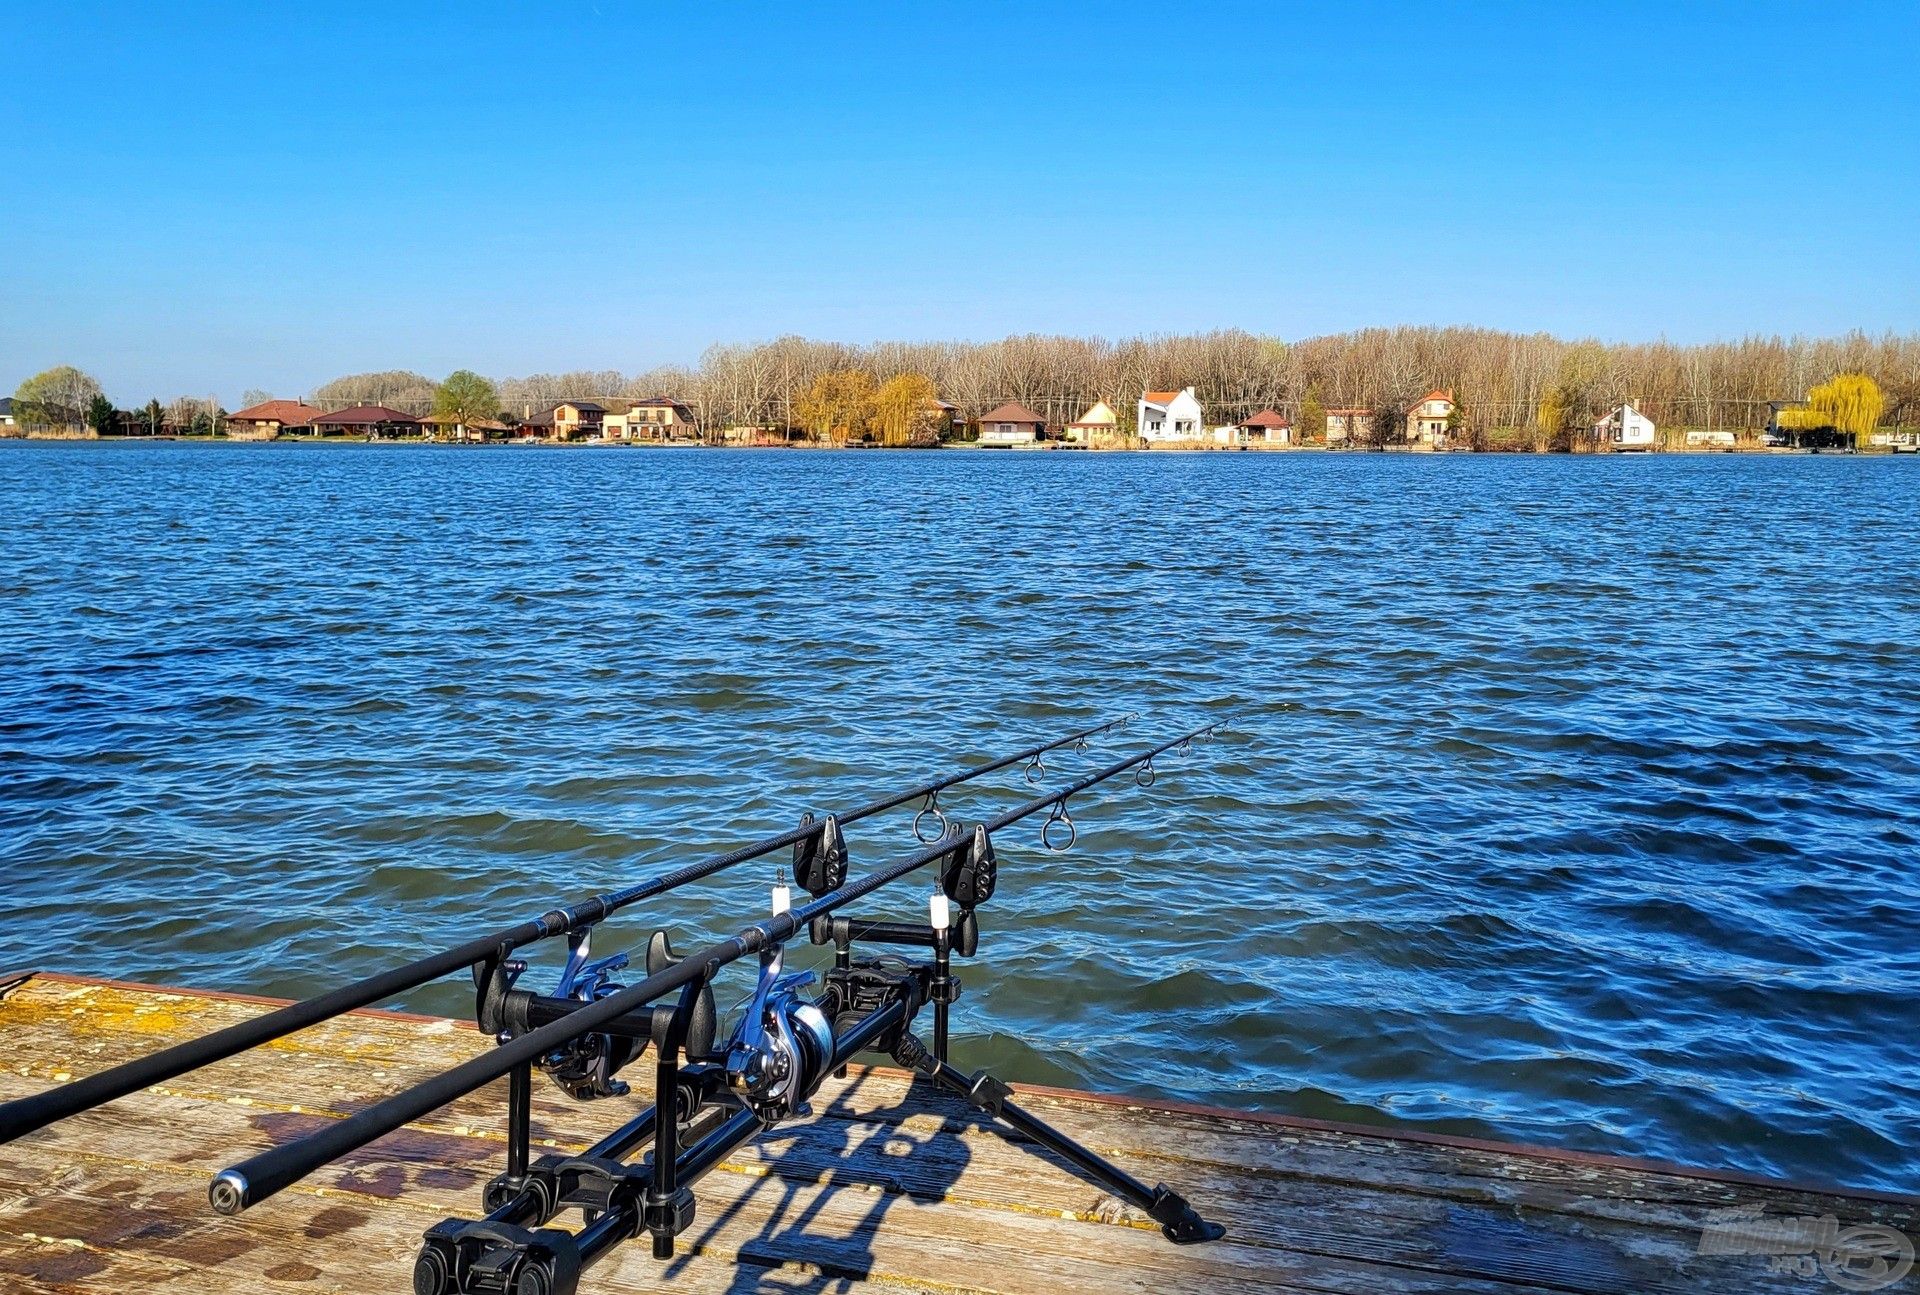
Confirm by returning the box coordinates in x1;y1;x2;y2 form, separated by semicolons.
0;397;13;429
606;396;698;441
228;400;327;440
977;401;1047;447
313;404;422;437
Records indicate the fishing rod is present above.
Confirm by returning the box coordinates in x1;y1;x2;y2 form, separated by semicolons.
0;714;1132;1146
203;720;1226;1294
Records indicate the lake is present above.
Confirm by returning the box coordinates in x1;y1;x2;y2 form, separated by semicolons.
1;441;1915;1194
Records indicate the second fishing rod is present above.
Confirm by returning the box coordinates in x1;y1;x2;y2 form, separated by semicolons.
0;714;1133;1146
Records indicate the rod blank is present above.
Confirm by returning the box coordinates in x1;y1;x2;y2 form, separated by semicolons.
210;722;1214;1215
0;715;1130;1147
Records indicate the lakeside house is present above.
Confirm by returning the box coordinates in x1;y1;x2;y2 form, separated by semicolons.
1236;409;1293;446
1064;400;1118;443
312;404;422;437
1594;402;1656;451
420;411;510;442
227;400;325;440
1406;390;1454;447
976;402;1047;446
524;401;606;440
1138;388;1205;445
0;398;12;428
605;397;698;442
1871;428;1919;452
1324;408;1371;444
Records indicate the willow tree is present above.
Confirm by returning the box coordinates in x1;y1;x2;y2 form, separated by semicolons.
1806;373;1883;441
793;370;876;444
872;372;936;446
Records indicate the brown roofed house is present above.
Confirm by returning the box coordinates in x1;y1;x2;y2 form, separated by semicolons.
312;405;423;437
1237;408;1293;446
977;401;1047;447
227;400;326;441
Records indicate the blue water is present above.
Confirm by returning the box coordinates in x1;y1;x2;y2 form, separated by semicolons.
1;441;1916;1194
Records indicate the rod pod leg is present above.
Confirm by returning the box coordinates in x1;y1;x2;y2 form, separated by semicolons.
891;1034;1225;1245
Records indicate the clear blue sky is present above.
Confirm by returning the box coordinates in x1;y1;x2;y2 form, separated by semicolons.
4;2;1915;404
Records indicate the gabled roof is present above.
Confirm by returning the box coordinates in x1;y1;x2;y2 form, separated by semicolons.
1142;390;1181;404
229;400;325;426
1240;408;1291;428
317;404;420;424
558;400;606;413
1417;388;1454;404
1069;400;1118;427
979;401;1046;425
624;396;692;412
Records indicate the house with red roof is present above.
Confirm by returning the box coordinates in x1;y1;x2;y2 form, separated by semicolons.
1406;389;1455;447
227;400;326;440
1230;408;1293;446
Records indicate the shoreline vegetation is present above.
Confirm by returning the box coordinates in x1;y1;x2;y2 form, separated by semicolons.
9;326;1919;453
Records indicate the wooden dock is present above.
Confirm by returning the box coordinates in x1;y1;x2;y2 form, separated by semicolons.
0;971;1912;1294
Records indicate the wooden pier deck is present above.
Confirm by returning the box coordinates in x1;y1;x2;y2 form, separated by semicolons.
0;971;1912;1294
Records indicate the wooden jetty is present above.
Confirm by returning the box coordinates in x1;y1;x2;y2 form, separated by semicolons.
0;971;1912;1294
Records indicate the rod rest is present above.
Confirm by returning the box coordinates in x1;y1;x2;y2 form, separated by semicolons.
809;910;978;957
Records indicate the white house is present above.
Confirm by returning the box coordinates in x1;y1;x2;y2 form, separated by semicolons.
1138;388;1205;445
1064;400;1118;443
1594;402;1656;451
1685;429;1737;450
1406;389;1454;447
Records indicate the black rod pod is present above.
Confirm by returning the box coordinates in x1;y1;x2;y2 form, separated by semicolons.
207;721;1216;1216
0;715;1134;1147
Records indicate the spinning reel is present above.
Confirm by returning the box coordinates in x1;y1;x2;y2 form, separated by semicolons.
478;928;717;1103
722;942;834;1121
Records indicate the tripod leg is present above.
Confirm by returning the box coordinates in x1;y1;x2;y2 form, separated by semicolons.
892;1034;1225;1245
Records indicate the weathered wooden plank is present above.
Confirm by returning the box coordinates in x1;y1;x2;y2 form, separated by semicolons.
1;973;1913;1295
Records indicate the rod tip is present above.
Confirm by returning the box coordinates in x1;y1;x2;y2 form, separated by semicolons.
208;1169;250;1215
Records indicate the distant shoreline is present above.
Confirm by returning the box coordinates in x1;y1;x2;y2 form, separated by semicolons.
2;433;1912;457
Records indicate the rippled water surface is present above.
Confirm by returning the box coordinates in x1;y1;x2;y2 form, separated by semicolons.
2;441;1916;1193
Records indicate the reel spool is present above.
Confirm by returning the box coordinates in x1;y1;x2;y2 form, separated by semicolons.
722;944;834;1121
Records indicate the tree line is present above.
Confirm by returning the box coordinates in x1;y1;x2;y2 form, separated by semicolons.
12;327;1918;443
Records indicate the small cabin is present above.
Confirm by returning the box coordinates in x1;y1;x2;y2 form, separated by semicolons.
1685;429;1737;451
1064;400;1118;444
1238;408;1292;445
976;402;1047;446
1138;388;1205;445
1594;403;1657;451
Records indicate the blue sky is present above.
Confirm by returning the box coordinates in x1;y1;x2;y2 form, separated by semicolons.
3;2;1915;403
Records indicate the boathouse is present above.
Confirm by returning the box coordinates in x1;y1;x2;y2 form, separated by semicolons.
977;401;1047;446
